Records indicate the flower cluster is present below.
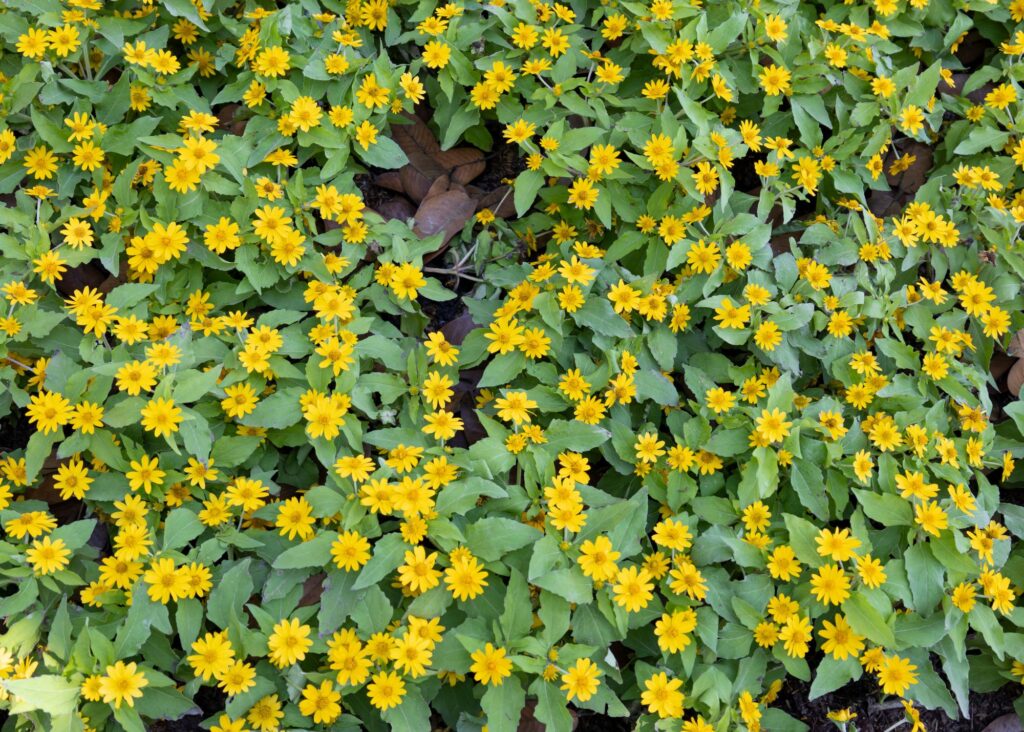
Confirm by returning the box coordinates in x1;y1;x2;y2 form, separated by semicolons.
1;0;1023;729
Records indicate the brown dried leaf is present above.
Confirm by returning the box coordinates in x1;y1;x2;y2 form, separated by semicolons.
991;351;1016;382
868;190;900;218
374;171;404;194
424;174;451;200
474;185;516;218
400;154;446;203
440;313;477;346
413;186;475;252
216;104;247;135
299;574;325;607
436;147;486;185
391;112;440;157
372;197;416;222
391;114;487;200
391;114;447;203
1009;359;1024;398
1008;330;1024;358
982;714;1024;732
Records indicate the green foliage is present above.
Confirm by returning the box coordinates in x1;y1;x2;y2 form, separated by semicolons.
0;0;1023;729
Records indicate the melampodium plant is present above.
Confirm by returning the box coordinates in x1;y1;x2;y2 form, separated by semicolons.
0;0;1023;729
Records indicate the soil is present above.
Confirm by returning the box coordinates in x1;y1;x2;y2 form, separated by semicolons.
0;408;31;452
775;677;1021;732
568;680;1021;732
147;719;205;731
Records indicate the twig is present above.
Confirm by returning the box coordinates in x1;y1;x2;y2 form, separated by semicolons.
3;356;35;372
424;267;484;283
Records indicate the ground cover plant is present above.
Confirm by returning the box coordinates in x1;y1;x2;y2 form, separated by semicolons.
0;0;1023;729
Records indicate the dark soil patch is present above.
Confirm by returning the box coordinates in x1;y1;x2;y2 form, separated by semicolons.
575;709;637;731
474;131;526;192
421;291;468;330
776;676;1021;731
0;408;31;452
148;718;205;732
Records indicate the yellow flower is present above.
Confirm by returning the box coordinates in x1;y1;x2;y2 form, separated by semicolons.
140;397;183;438
469;643;513;685
298;681;342;724
641;672;685;718
367;671;406;710
561;658;602;702
26;536;71;575
877;655;918;697
188;632;235;681
267;618;313;668
818;615;865;660
275;497;316;541
759;63;791;96
612;565;654;612
810;564;851;606
99;661;148;709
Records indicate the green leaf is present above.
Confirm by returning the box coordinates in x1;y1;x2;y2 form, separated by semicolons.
89;431;129;471
211;436;262;468
542;420;611;453
572;298;633;338
952;127;1008;155
52;519;96;551
969;605;1004;660
906;61;941;108
105;283;159;311
353;533;407;590
306;485;346;518
532;677;574;732
319;571;358;633
134;685;200;721
790;460;829;520
103;117;162;156
0;579;38;622
809;656;861;699
466;518;543;562
31;106;73;153
239;386;304;429
161;0;208;30
1004;401;1024;438
272;531;336;569
3;676;79;716
514;170;545;217
481;675;526;732
25;429;60;484
905;543;944;614
707;11;747;51
381;686;431;732
436;477;508;516
112;706;147;732
171;368;222;404
356;136;409;169
532;568;592;604
207;559;255;628
115;583;171;657
500;569;533;641
162;508;204;551
842;592;895;647
853;488;913;526
634;370;677;406
783;513;821;566
478;352;527;389
176;598;203;652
